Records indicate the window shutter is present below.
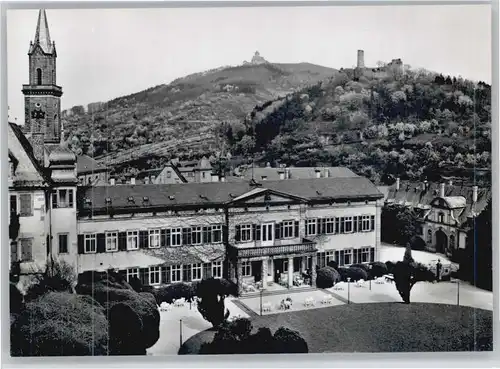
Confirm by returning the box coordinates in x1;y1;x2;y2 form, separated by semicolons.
203;227;209;244
163;266;171;284
183;265;192;282
96;233;106;253
353;249;358;264
252;224;257;241
370;247;375;262
340;218;345;233
52;193;58;209
353;216;358;232
358;217;362;232
294;221;299;238
222;225;229;244
166;229;171;246
255;225;261;241
320;218;326;234
304;222;308;236
69;189;74;207
118;232;127;251
235;225;241;242
182;228;190;245
203;263;212;279
10;241;18;262
20;194;32;216
335;218;340;234
139;231;149;248
77;235;84;254
139;268;148;285
335;250;340;263
339;250;345;266
161;229;167;247
370;215;375;231
275;223;281;240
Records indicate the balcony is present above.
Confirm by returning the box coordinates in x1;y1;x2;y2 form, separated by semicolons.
230;240;317;259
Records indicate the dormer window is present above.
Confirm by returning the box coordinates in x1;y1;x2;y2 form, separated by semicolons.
36;68;42;85
168;195;175;200
84;198;92;206
127;196;135;204
52;189;74;209
199;195;208;201
105;197;112;205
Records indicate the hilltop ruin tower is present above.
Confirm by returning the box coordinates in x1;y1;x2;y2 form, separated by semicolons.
357;49;365;69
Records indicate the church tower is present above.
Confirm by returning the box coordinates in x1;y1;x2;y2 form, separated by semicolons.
22;9;62;147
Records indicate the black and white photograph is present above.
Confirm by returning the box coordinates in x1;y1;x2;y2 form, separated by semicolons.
6;3;493;357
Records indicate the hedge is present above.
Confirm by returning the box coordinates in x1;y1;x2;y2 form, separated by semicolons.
369;261;389;278
11;292;109;356
153;282;195;304
316;266;340;288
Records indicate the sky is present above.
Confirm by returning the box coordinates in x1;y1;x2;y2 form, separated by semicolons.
7;4;491;125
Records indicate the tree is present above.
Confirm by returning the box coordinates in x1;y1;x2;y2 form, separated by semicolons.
272;327;308;353
393;259;435;303
403;243;414;264
196;278;237;328
24;259;76;302
381;205;419;245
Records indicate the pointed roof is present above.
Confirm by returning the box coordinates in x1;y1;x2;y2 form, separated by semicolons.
31;9;53;54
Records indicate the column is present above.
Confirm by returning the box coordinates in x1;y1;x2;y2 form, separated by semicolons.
301;256;307;273
236;260;243;295
287;256;294;288
261;258;268;289
311;254;317;287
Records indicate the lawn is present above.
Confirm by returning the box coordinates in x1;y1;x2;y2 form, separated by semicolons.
180;303;492;354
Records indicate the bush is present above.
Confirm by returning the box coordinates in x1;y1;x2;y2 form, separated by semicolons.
272;327;309;354
154;282;194;304
369;261;389;278
76;276;160;351
10;283;24;316
338;267;369;282
108;302;145;355
11;292;108;356
197;278;237;328
316;266;340;288
326;260;339;270
24;260;76;302
350;263;370;272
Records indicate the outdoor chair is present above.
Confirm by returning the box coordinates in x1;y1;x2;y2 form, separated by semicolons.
375;277;385;284
174;299;185;307
304;297;315;307
159;302;170;311
321;295;333;304
333;282;344;291
355;279;365;287
262;302;272;312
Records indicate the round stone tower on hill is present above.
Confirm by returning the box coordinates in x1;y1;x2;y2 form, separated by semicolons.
251;51;268;65
357;49;365;68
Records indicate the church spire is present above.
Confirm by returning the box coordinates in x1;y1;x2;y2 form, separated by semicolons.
32;9;53;54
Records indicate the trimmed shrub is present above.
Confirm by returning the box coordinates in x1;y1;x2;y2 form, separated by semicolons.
10;283;23;316
326;260;339;270
385;261;396;274
11;292;108;356
24;259;76;302
316;266;340;288
153;282;194;304
348;267;369;281
350;263;370;273
273;327;308;354
197;278;237;327
108;302;145;355
245;327;275;354
369;261;389;279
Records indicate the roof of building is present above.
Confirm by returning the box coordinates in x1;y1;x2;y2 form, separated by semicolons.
8;122;50;187
76;155;107;175
30;9;54;54
45;144;76;164
78;176;383;212
236;166;358;181
385;180;491;226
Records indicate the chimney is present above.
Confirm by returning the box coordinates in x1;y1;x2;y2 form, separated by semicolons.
396;177;400;191
472;186;478;203
266;162;271;168
144;177;150;185
220;176;225;182
110;178;115;186
440;183;445;198
130;178;136;185
324;168;329;178
357;49;365;68
315;169;321;179
448;180;453;186
279;171;285;180
285;168;290;179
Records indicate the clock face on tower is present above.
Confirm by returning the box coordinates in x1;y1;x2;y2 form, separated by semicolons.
31;104;46;120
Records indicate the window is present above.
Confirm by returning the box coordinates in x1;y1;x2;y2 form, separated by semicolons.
171;265;182;282
344;249;353;266
241;261;252;276
149;266;161;285
282;220;294;239
326;250;335;263
20;238;33;261
427;230;432;243
127;268;139;282
171;228;182;246
127;231;139;250
167;171;172;178
149;229;161;248
449;234;455;249
52;189;74;209
212;261;222;278
36;68;42;85
212;225;222;243
438;212;444;223
361;247;371;263
306;219;317;236
192;263;202;281
19;194;32;216
241;224;252;242
192;226;202;245
105;231;118;252
325;217;335;234
342;217;353;233
317;252;326;268
9;195;17;215
84;234;97;253
361;215;371;231
58;234;68;254
202;172;206;178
